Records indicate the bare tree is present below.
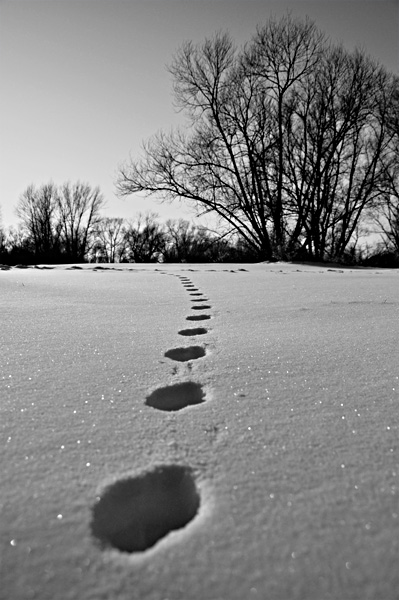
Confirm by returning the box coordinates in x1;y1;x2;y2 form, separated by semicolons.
0;206;4;252
372;77;399;254
92;217;127;262
164;219;197;261
58;182;104;261
15;182;62;261
123;213;166;262
163;219;224;262
243;15;325;256
117;31;278;259
117;17;326;260
0;208;6;260
116;14;397;262
15;181;105;262
281;46;397;260
373;159;399;255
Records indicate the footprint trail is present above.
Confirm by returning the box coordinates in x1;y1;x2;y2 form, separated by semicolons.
92;269;217;557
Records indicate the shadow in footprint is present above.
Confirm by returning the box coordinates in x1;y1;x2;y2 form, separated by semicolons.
91;465;200;553
165;346;206;361
146;381;205;411
178;327;207;336
191;305;211;310
191;298;209;302
186;314;211;321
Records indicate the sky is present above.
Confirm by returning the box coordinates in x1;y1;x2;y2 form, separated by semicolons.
0;0;398;230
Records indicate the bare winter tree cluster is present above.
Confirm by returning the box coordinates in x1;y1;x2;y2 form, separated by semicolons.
1;200;249;264
8;181;104;263
117;15;399;261
90;214;246;263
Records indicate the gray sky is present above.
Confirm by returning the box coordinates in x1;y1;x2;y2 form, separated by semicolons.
1;0;398;229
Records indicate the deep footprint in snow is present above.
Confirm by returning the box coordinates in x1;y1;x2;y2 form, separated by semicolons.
91;465;200;553
146;381;206;411
191;305;211;310
186;314;211;321
164;346;206;361
178;327;208;336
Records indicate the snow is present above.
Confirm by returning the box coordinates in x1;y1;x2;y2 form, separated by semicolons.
1;262;398;600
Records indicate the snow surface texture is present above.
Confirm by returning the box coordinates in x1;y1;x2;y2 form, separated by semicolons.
1;262;398;600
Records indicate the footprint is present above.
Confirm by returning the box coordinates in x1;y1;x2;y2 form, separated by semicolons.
164;346;206;361
191;305;211;310
190;293;203;296
91;465;200;553
191;298;209;302
178;327;208;336
186;315;211;321
146;381;206;411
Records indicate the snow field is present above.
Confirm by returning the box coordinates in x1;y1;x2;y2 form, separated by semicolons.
1;263;398;600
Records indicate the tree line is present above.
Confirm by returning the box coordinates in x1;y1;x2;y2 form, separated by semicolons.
0;182;257;264
0;178;397;266
116;14;399;263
